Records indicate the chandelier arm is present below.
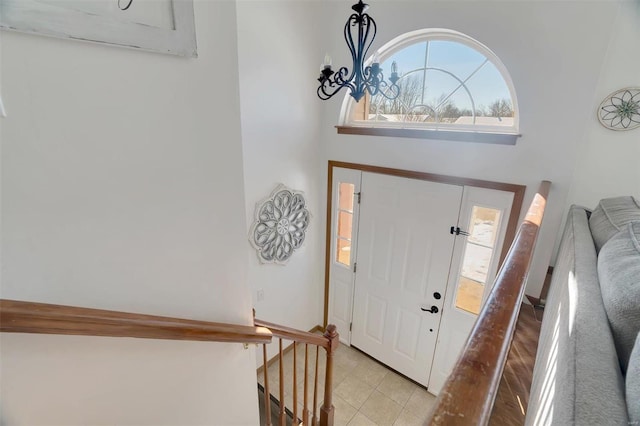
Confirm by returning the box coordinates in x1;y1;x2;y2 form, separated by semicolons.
317;86;334;101
333;67;352;86
360;15;376;66
343;14;360;90
357;14;381;100
344;14;359;62
318;82;356;100
352;14;374;100
363;66;382;95
318;67;356;100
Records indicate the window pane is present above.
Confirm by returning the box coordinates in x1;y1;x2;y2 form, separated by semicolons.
336;238;351;266
339;183;354;212
383;42;428;75
345;30;518;134
455;276;483;315
338;211;353;240
427;41;487;81
463;62;514;125
454;205;501;314
468;206;501;247
461;242;493;283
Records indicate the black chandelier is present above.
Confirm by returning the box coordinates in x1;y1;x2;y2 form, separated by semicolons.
317;0;400;102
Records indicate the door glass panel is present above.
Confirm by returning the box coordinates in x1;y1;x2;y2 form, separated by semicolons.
455;206;502;314
467;206;501;247
337;238;351;265
338;211;353;239
335;182;355;267
460;243;493;283
339;183;355;212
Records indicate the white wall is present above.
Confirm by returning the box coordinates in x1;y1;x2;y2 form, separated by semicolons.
318;0;619;297
0;1;259;424
567;1;640;209
236;0;325;359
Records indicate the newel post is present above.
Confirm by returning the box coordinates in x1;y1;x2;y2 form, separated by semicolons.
319;324;339;426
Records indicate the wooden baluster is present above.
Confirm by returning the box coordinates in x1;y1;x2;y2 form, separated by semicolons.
262;344;272;426
279;338;285;426
312;345;319;426
303;344;309;426
320;325;338;426
293;342;298;425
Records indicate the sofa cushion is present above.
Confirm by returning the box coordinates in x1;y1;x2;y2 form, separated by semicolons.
598;221;640;373
628;333;640;423
589;196;640;252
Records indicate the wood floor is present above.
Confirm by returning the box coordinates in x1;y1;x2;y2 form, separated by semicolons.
489;302;543;425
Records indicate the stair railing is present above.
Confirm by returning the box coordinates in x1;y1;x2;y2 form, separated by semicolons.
1;299;339;426
254;319;338;426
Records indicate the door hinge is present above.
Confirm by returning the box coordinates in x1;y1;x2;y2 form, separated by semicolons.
349;322;352;331
353;262;357;273
355;192;361;204
450;226;470;236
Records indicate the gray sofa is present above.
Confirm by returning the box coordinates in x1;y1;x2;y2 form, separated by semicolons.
526;196;640;425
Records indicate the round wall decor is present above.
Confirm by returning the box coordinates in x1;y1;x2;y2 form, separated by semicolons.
597;87;640;131
249;184;310;264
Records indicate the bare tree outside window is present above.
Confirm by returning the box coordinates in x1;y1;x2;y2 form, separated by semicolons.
485;99;514;118
369;76;514;124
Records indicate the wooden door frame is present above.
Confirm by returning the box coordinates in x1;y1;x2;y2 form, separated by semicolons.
323;160;526;327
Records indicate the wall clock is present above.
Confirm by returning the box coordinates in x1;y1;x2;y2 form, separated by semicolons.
597;87;640;131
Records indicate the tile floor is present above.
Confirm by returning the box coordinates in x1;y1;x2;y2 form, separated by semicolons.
257;342;436;426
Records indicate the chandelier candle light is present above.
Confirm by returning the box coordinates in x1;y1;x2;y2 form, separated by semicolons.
317;0;400;102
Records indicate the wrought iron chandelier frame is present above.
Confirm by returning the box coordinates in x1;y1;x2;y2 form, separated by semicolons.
317;0;400;102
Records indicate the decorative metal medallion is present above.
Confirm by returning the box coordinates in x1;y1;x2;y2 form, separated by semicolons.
597;87;640;131
250;185;310;264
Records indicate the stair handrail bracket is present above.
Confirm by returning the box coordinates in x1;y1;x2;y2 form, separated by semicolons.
426;180;551;426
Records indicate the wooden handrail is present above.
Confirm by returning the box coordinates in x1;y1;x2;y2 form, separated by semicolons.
2;299;341;424
426;180;551;425
0;299;272;344
255;318;330;349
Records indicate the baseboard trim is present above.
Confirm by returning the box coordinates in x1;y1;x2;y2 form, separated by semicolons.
525;266;554;307
256;325;323;374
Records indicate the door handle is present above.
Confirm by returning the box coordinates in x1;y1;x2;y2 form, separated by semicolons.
421;305;439;314
450;226;470;236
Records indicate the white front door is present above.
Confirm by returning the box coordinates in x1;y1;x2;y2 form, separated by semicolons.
427;186;514;394
350;172;463;387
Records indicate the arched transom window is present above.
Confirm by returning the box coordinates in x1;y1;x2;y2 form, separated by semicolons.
340;29;519;144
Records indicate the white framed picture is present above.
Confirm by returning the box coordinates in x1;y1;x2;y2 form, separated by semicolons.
0;0;197;57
